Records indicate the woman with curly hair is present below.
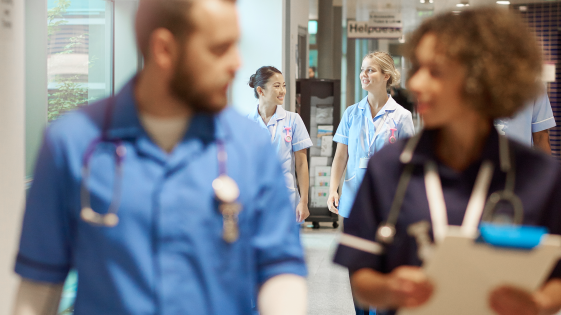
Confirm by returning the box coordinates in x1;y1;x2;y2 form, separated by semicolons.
333;7;561;315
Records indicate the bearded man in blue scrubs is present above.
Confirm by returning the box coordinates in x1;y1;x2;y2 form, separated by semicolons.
12;0;307;314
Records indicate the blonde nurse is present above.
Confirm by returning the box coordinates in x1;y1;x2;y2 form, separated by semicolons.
328;51;415;315
328;51;415;219
248;66;313;222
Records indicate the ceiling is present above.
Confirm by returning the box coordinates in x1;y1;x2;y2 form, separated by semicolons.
309;0;558;36
310;0;559;20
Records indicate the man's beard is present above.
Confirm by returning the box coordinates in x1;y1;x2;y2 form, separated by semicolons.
169;55;227;114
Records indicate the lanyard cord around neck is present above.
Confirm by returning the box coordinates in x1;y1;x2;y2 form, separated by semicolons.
376;133;517;245
424;160;494;243
364;112;390;156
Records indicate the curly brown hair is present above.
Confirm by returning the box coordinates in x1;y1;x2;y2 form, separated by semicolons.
404;7;543;119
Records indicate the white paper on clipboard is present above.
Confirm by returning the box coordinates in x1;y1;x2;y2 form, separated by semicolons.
398;227;561;315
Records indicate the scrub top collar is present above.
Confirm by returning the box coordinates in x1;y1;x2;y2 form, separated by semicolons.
407;127;502;169
274;105;287;121
103;78;231;144
357;94;398;120
251;103;287;127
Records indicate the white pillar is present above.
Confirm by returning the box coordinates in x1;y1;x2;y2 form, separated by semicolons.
0;0;25;312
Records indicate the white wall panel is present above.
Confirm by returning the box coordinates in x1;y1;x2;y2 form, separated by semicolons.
114;0;140;92
0;0;25;312
232;0;284;115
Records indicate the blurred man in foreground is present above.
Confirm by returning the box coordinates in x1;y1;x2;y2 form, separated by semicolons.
13;0;307;314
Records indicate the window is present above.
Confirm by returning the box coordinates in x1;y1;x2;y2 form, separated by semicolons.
47;0;113;122
45;1;115;313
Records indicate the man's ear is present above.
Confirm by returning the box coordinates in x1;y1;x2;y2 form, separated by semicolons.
149;28;179;71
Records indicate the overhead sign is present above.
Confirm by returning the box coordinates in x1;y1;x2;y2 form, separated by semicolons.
347;21;402;39
369;12;403;28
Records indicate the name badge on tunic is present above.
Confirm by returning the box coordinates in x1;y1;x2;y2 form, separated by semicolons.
212;175;242;243
359;157;369;169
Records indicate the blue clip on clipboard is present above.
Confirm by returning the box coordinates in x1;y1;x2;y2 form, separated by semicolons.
478;223;549;250
398;225;561;315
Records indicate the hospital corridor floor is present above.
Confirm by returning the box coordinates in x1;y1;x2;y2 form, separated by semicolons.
301;222;355;315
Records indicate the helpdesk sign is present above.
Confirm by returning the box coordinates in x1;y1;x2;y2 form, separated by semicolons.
347;12;402;39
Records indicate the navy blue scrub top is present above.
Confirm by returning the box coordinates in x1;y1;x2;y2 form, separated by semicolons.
16;79;307;315
334;128;561;315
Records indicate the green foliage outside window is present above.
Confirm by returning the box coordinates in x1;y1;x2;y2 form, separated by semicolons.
47;0;96;122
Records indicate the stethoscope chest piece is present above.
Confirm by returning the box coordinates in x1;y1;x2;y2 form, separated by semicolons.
482;190;524;225
376;223;397;244
213;175;240;204
81;207;120;227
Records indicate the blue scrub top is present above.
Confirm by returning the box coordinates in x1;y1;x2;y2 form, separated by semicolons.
333;129;561;315
16;79;307;315
495;92;556;145
248;105;313;209
333;95;415;218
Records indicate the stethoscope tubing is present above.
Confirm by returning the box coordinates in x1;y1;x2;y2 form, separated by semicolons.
80;98;236;228
376;133;522;245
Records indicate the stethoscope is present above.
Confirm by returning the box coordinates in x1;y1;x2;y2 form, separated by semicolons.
80;97;125;227
375;131;523;246
80;97;242;243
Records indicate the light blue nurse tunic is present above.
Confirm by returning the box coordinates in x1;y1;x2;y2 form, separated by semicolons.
494;92;556;146
15;79;307;315
248;105;313;210
333;95;415;218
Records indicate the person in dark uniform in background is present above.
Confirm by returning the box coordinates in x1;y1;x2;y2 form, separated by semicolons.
390;86;414;113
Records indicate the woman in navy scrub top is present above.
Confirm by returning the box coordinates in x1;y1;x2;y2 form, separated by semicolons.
334;8;561;315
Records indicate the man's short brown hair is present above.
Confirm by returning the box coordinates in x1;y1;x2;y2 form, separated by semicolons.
405;7;543;119
135;0;195;60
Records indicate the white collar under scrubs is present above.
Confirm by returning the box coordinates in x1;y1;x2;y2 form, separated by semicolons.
332;95;415;218
248;104;313;209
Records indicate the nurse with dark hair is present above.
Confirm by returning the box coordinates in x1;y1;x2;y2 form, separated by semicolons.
247;66;313;222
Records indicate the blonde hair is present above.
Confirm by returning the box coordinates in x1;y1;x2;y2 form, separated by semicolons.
363;51;401;88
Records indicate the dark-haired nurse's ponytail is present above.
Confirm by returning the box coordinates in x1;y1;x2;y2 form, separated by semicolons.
248;74;257;88
248;66;282;98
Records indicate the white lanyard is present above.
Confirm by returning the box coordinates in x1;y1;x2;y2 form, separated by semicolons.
364;112;389;156
270;122;278;142
424;160;494;243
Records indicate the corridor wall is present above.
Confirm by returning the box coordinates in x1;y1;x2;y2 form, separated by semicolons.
0;0;25;312
231;0;309;115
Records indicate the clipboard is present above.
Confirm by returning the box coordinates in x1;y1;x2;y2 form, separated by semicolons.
398;226;561;315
